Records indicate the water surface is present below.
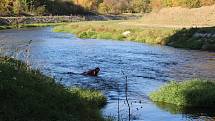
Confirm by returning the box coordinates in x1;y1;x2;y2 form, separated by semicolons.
0;27;215;121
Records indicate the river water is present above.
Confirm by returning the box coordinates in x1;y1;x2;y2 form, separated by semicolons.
0;27;215;121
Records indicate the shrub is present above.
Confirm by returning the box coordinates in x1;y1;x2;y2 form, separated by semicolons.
162;0;174;7
181;0;201;8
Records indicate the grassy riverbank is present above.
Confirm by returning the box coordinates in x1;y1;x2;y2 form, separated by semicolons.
53;21;215;51
0;57;106;121
0;26;12;30
53;21;176;45
150;79;215;107
0;23;66;30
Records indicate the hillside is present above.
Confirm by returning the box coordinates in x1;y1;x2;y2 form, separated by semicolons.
124;5;215;28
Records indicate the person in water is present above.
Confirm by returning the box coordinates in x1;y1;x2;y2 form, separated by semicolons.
83;67;100;76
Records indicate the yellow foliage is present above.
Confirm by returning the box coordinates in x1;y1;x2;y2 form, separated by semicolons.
74;0;98;10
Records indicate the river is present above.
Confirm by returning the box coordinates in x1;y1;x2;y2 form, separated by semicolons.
0;27;215;121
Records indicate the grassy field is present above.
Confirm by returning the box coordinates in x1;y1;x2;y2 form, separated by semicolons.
134;5;215;28
150;79;215;107
0;56;107;121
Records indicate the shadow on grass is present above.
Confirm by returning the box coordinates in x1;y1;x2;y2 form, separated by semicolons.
167;27;215;51
0;57;106;121
154;102;215;118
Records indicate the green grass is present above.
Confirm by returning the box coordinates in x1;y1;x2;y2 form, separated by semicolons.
0;57;107;121
53;21;176;45
150;79;215;107
0;26;13;30
0;23;66;30
54;21;215;51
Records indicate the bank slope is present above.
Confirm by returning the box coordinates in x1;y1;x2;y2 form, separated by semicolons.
0;57;106;121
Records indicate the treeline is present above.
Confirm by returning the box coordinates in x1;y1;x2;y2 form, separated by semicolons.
75;0;215;14
74;0;152;14
152;0;215;9
0;0;86;16
0;0;215;16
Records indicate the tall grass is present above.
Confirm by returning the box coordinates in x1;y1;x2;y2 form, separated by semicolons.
0;56;107;121
150;79;215;107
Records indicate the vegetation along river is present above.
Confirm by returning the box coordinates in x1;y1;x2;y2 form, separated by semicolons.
0;27;215;121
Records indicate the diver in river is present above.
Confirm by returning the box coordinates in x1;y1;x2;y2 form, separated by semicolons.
83;67;100;77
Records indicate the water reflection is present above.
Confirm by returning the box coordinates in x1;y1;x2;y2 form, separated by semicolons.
154;102;215;120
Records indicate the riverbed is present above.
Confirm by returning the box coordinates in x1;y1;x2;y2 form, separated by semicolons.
0;27;215;121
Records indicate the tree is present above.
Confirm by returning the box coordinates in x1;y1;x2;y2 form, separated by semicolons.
13;0;24;15
0;0;9;16
98;0;130;14
131;0;151;13
98;2;110;13
74;0;102;11
150;0;162;11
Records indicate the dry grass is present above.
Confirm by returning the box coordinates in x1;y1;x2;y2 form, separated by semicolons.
120;5;215;28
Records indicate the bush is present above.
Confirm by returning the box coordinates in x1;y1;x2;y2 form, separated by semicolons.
35;6;46;16
181;0;201;8
162;0;174;7
150;79;215;107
